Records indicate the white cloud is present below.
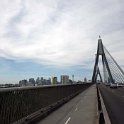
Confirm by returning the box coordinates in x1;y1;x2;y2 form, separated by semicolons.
0;0;124;68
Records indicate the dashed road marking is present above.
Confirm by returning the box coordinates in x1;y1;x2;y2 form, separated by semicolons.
65;117;71;124
75;107;78;111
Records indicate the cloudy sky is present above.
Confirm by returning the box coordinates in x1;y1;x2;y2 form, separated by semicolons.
0;0;124;83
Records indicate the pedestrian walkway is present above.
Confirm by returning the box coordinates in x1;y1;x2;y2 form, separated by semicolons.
38;84;98;124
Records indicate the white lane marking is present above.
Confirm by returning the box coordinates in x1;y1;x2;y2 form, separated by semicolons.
75;107;78;111
65;117;71;124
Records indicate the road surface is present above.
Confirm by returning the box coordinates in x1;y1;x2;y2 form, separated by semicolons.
37;85;98;124
99;84;124;124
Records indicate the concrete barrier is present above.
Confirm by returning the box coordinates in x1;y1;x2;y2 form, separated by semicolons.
96;84;111;124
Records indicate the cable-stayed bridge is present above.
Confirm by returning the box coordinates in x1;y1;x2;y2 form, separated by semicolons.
92;36;124;85
0;37;124;124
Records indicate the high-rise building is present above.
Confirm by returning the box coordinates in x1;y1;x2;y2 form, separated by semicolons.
51;76;57;85
72;75;74;83
29;78;35;86
84;77;87;82
19;79;28;86
61;75;69;84
36;77;41;85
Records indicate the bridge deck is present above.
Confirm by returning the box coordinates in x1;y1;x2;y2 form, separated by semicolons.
37;84;98;124
99;84;124;124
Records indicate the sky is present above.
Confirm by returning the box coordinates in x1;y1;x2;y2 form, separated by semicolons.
0;0;124;83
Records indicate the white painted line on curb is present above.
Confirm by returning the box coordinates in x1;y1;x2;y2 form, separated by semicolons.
65;117;71;124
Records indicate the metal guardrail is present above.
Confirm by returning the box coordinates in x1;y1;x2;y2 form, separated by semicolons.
0;83;93;124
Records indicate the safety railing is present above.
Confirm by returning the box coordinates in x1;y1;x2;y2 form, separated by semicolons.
0;83;93;124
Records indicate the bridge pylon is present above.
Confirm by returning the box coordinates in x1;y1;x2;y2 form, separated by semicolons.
92;37;114;83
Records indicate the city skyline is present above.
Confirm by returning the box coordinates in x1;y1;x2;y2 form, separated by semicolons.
0;0;124;83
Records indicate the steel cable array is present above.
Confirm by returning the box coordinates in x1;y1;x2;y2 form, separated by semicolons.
103;46;124;83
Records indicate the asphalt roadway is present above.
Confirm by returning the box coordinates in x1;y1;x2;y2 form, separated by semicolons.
99;84;124;124
37;85;98;124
